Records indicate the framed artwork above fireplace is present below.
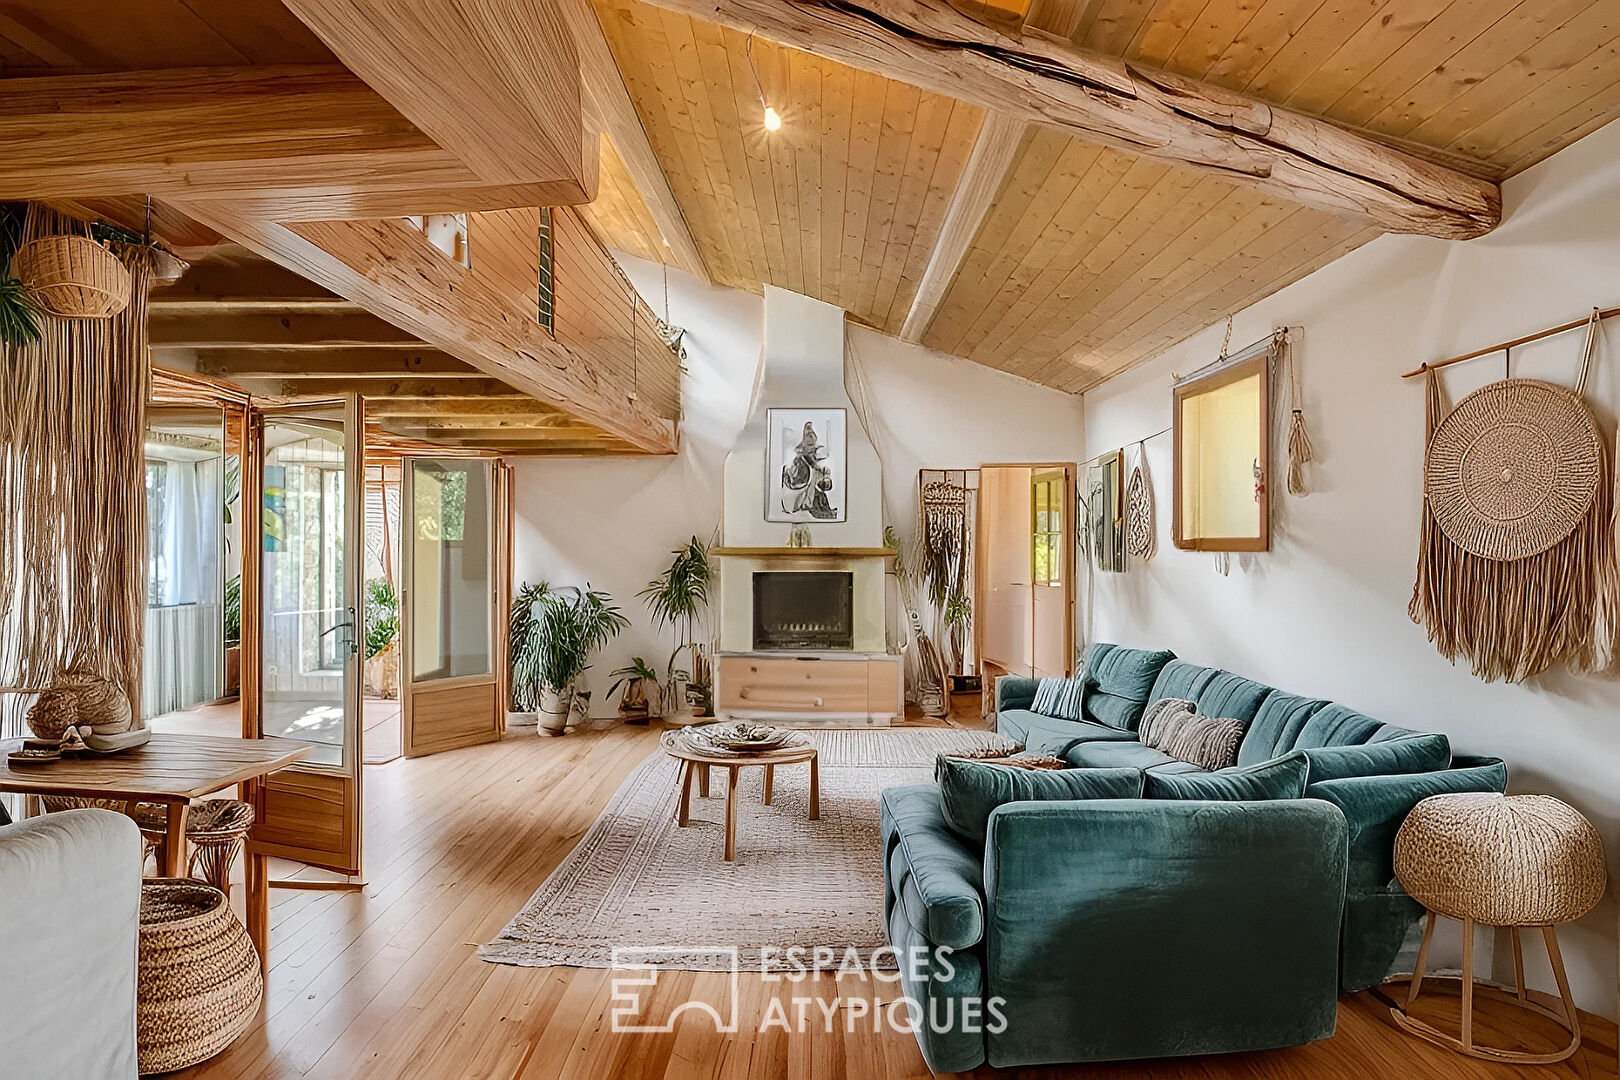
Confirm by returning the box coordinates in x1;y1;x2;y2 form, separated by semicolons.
765;407;847;523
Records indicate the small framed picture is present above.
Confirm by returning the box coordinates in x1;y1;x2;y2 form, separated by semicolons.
765;408;847;523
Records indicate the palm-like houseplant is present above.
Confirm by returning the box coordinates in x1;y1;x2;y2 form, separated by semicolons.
509;581;552;713
0;205;40;349
607;656;661;723
530;584;629;735
639;536;714;717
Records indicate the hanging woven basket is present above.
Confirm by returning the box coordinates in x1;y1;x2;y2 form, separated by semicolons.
1424;378;1602;561
12;232;131;319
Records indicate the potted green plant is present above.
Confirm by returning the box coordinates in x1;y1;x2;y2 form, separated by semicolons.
364;578;400;698
222;573;242;699
607;657;661;723
0;205;40;350
639;536;714;720
531;584;629;736
509;581;552;722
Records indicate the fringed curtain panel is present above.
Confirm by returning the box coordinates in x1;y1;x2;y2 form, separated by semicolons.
0;238;155;736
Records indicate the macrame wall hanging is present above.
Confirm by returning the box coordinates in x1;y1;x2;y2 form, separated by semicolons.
1409;309;1619;683
1280;332;1314;495
1124;441;1155;560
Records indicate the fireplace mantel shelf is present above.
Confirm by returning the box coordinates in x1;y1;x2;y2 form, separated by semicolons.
712;546;894;558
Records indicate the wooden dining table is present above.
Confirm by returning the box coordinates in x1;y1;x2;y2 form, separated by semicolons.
0;732;310;973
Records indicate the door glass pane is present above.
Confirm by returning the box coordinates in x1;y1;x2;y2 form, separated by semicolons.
144;407;226;719
262;414;351;767
410;458;492;681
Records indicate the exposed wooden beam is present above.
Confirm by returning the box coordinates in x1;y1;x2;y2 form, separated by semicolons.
559;0;710;281
280;0;584;189
630;0;1501;239
177;205;678;454
190;349;476;379
0;67;592;214
150;312;424;350
900;111;1026;343
365;398;567;419
279;377;524;399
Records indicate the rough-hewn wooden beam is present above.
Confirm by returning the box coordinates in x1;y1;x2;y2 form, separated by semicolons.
189;349;475;379
150;312;423;350
632;0;1501;238
178;204;678;454
366;398;567;419
900;111;1025;342
280;377;524;399
0;67;592;214
559;0;711;280
280;0;585;190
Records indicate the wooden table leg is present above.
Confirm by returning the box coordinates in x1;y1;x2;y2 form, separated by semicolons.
723;767;739;862
808;754;820;821
246;845;269;975
163;801;190;878
1460;916;1475;1051
697;763;709;797
763;764;774;805
676;761;694;826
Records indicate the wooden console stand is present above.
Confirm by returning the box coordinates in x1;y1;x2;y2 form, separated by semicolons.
716;653;903;727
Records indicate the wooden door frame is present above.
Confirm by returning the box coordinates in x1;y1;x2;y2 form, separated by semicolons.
398;453;504;758
974;462;1078;682
243;394;366;878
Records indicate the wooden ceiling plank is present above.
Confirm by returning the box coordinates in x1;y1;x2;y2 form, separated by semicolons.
279;0;584;190
893;99;1000;341
581;137;666;263
1275;0;1451;115
278;378;524;398
0;66;592;214
627;0;1502;238
889;99;989;334
791;47;826;300
1129;0;1213;68
150;311;423;349
1202;0;1329;89
871;85;959;333
1239;1;1391;105
854;80;920;329
694;19;766;290
818;54;857;306
1077;0;1156;56
1497;78;1620;174
366;398;565;419
190;350;476;378
564;0;710;280
176;206;676;454
1158;0;1269;79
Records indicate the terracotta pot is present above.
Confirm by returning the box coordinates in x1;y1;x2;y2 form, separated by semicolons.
223;647;241;697
539;687;571;736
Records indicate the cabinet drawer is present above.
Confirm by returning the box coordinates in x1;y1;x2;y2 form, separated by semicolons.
719;657;871;712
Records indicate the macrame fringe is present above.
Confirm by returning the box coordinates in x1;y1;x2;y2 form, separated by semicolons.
1286;410;1314;496
1409;362;1620;683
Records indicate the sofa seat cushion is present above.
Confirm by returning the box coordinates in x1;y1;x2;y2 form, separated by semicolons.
996;710;1137;750
936;757;1141;845
1238;692;1332;766
1144;752;1310;801
1301;733;1451;785
881;786;986;949
1080;643;1176;731
1065;740;1192;772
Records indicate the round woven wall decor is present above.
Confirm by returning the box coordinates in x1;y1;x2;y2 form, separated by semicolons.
1125;463;1153;559
1424;379;1602;562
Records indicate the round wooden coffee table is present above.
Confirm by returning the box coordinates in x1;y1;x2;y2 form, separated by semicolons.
660;731;819;862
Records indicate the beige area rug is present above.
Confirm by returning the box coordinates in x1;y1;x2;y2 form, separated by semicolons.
479;728;1010;971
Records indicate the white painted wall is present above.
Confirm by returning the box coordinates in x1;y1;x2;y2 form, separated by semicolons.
1084;118;1620;1019
511;257;1086;712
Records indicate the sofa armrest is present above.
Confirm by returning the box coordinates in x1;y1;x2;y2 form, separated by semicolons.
0;809;143;1079
980;799;1347;1066
880;786;986;949
995;675;1039;714
1306;758;1507;889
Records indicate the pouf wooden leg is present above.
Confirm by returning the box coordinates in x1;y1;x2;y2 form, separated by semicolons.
763;764;774;805
675;761;694;826
1390;914;1583;1064
722;767;739;862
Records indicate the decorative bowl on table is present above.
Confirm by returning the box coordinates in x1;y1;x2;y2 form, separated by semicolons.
687;722;800;753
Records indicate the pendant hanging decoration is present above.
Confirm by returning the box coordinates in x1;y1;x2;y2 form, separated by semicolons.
1409;309;1619;683
1282;332;1314;495
1124;442;1154;560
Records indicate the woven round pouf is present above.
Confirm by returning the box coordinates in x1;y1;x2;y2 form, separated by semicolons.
138;879;264;1074
1390;792;1607;1064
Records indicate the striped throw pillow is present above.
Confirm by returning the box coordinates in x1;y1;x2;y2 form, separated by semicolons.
1030;676;1085;720
1162;715;1245;771
1139;697;1197;749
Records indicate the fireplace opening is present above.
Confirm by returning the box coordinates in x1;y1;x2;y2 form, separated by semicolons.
752;571;854;651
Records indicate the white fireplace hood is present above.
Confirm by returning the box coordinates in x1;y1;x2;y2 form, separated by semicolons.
721;286;883;548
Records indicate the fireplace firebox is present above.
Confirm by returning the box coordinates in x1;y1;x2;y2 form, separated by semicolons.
752;571;854;651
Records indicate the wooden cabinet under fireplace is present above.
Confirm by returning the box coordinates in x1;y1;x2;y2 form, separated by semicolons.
717;654;902;726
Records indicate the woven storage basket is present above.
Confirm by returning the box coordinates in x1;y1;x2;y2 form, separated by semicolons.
138;879;263;1074
13;233;131;319
1394;792;1607;926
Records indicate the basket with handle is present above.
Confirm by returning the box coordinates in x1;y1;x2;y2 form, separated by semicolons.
11;206;131;319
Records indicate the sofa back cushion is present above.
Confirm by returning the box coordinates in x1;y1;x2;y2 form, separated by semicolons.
1300;733;1451;786
1237;692;1331;766
935;756;1142;845
1079;643;1176;731
1144;752;1310;802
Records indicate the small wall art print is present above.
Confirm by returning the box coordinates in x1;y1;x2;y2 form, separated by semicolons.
766;408;846;523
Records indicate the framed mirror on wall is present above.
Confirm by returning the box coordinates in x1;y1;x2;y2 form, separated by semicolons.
1084;451;1126;572
1173;344;1272;552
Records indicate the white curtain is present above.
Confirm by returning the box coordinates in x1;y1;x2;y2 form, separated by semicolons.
143;454;223;717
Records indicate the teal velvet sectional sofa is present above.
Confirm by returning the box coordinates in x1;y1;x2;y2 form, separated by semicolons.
880;642;1508;1072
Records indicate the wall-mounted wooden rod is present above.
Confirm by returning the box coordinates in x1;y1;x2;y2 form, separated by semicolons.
1400;305;1620;379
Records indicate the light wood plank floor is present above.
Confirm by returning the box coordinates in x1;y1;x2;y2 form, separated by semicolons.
182;717;1617;1080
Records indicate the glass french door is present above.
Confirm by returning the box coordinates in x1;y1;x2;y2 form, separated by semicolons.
400;455;502;757
244;396;364;876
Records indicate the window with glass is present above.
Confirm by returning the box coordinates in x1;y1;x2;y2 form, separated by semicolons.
1032;472;1064;586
